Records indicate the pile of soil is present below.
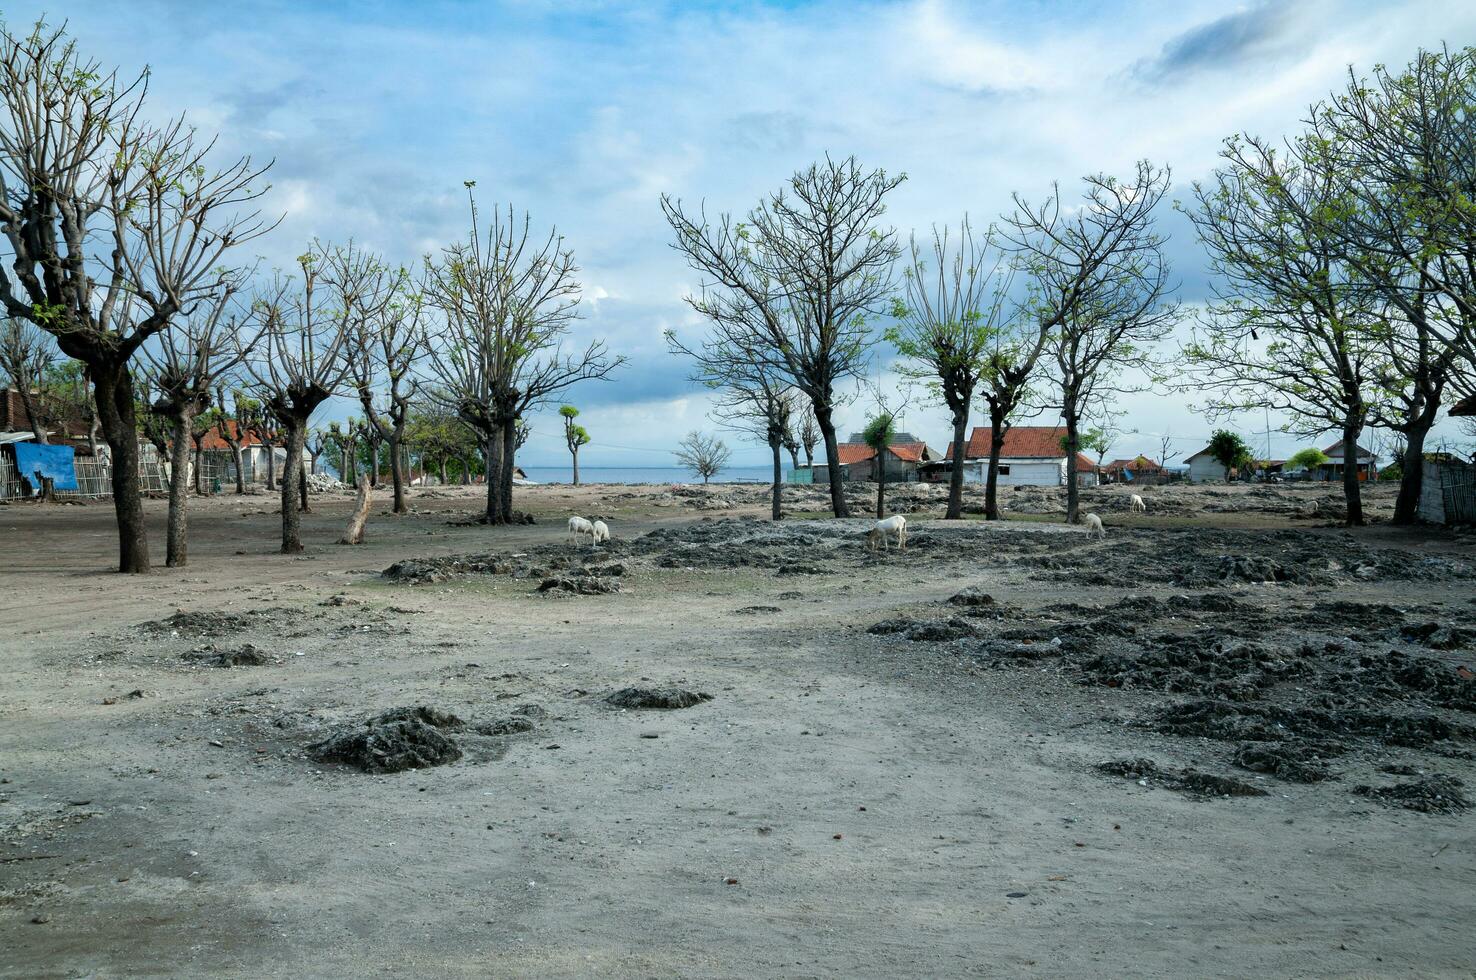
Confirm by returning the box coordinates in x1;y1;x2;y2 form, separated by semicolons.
1354;774;1469;813
538;576;621;595
382;548;630;588
605;688;713;710
139;609;284;638
308;706;465;774
1096;758;1269;798
181;644;272;668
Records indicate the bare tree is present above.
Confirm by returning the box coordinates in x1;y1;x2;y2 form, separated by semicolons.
1183;136;1380;525
663;156;905;517
346;260;423;514
0;318;54;442
668;328;794;520
674;431;731;484
798;410;819;468
140;277;253;566
423;191;622;523
1005;163;1177;523
0;23;273;572
244;248;358;554
1158;430;1175;471
889;218;1013;519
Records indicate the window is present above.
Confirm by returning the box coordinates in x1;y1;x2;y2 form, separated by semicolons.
998;464;1011;475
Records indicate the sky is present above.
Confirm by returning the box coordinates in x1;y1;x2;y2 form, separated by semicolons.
6;0;1476;467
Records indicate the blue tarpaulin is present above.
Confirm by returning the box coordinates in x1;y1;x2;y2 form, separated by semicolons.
13;442;78;490
1123;469;1135;482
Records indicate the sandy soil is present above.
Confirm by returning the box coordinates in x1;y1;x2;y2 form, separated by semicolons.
2;480;1474;978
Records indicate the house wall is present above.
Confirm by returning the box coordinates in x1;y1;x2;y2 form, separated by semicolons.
1187;457;1227;483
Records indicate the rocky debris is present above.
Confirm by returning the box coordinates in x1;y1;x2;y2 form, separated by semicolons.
1152;698;1473;749
381;546;628;586
139;609;280;638
447;511;537;526
308;706;464;773
381;555;515;585
537;576;621;595
182;644;272;668
476;716;537;735
606;687;713;710
867;616;977;642
1097;758;1269;798
946;587;997;608
734;605;782;615
1354;774;1469;813
1232;743;1338;783
304;473;349;493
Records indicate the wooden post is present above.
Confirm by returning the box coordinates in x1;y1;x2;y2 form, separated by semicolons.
339;477;372;545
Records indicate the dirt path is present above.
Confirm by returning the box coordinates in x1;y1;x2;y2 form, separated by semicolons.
2;484;1473;977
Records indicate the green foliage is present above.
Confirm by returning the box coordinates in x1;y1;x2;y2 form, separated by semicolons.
1379;463;1403;482
1287;447;1330;471
1207;430;1254;473
861;412;895;452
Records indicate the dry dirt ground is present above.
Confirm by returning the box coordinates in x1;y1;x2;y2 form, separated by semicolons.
2;480;1474;978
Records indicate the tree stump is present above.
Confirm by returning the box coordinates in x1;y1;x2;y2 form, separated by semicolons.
38;476;56;503
339;477;372;545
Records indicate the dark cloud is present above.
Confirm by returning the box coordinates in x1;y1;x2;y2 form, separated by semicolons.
1133;3;1298;83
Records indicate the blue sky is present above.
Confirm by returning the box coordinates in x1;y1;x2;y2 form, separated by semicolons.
8;0;1476;466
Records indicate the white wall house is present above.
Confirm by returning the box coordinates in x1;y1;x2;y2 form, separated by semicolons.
1183;447;1228;483
934;426;1099;487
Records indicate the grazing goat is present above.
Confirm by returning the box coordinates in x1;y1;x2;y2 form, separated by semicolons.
1130;494;1146;513
866;514;908;553
567;515;594;545
591;519;610;545
1083;512;1106;539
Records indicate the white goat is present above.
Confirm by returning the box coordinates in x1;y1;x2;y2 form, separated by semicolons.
567;515;594;545
866;514;908;553
1083;512;1106;539
591;519;610;545
1130;494;1146;513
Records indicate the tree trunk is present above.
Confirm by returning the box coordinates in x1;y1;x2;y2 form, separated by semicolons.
483;432;506;523
15;385;47;443
86;415;99;457
264;438;277;491
340;477;372;544
1063;401;1081;524
299;467;310;513
228;442;245;493
166;410;195;567
461;457;472;485
389;431;407;514
985;409;1009;521
193;440;204;495
91;364;151;573
769;438;783;521
1341;419;1365;527
279;421;307;553
875;451;887;518
814;402;849;518
500;418;517;519
438;457;448;485
786;446;800;472
945;406;968;520
1392;411;1436;526
571;447;580;486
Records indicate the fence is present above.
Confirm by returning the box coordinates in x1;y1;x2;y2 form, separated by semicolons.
0;445;195;501
1419;459;1476;525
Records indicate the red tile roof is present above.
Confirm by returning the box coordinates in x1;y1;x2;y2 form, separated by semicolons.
1451;393;1476;417
947;426;1095;469
199;420;265;451
887;442;929;463
835;443;875;466
835;441;933;465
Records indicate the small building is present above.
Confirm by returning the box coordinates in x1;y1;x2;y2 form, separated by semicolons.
199;421;313;485
928;426;1098;487
1316;441;1377;482
1100;455;1167;485
1183;446;1229;483
811;439;939;483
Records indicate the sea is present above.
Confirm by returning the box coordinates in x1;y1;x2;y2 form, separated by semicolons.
519;465;785;485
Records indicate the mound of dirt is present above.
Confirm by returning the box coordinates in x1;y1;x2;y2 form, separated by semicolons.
140;609;279;637
867;616;977;642
182;644;272;668
1354;774;1468;813
1096;758;1268;798
308;708;464;773
538;576;621;595
1232;742;1339;783
605;687;713;710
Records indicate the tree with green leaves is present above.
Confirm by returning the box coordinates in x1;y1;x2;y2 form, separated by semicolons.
861;411;896;519
1182;129;1380;524
560;405;590;485
888;218;1013;519
663;156;904;517
1287;447;1330;472
675;431;730;484
1208;430;1254;480
0;22;272;572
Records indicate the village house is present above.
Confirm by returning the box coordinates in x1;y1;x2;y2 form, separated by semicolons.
809;432;939;483
922;425;1098;487
199;421;313;485
1315;441;1378;482
1183;445;1230;483
1100;454;1167;485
